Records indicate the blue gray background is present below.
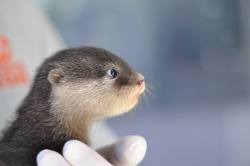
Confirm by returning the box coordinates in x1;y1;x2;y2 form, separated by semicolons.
36;0;250;165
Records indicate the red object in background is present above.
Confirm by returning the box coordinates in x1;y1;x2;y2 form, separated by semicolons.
0;36;29;89
0;36;12;64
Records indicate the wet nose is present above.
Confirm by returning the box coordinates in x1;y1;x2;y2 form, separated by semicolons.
137;79;145;86
136;73;145;86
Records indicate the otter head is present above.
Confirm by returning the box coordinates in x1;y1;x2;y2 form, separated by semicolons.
47;47;145;124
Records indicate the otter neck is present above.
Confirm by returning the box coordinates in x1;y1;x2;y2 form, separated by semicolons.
64;113;93;144
50;82;105;144
52;103;97;144
22;79;94;144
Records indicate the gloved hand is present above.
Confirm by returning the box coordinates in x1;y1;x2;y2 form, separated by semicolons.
37;135;147;166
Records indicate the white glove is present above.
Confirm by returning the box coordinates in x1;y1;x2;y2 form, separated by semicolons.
37;135;147;166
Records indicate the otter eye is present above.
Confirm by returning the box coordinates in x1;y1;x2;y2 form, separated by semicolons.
107;69;119;79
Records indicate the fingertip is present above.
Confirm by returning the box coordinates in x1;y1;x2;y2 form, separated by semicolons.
37;149;52;162
127;136;147;164
37;149;70;166
63;140;112;166
114;135;147;166
63;140;88;156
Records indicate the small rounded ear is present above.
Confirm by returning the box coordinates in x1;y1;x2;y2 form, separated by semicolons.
48;68;64;84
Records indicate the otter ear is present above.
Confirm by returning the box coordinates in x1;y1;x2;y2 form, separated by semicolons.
48;69;64;84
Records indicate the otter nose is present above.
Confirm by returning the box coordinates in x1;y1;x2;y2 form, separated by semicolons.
137;79;145;86
136;73;145;86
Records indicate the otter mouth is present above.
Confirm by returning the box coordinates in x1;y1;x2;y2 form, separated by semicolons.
129;82;146;103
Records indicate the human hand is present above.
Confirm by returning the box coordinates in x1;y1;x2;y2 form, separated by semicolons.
37;135;147;166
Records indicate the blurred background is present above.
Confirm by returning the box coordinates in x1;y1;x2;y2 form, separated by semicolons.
35;0;250;165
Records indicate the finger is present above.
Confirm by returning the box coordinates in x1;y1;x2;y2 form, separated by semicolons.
97;135;147;166
37;149;71;166
63;140;112;166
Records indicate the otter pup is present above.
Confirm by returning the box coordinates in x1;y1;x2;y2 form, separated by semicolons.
0;47;145;166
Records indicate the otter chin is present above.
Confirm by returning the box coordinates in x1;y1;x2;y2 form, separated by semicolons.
0;46;146;166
